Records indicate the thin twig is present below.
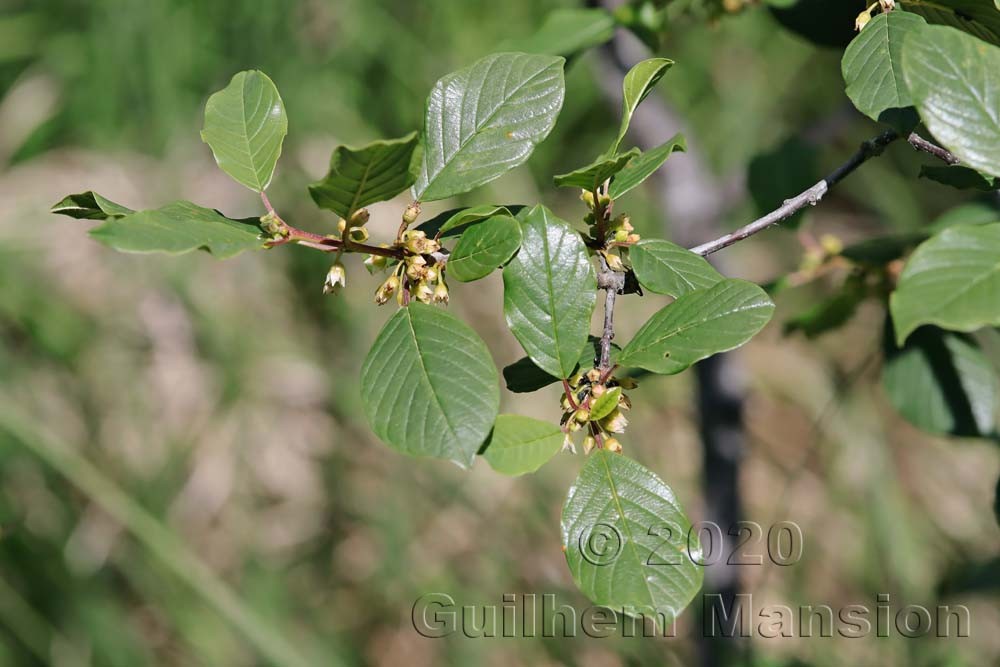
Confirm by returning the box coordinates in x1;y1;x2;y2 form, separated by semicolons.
907;132;960;165
596;255;625;372
690;130;962;257
690;130;899;256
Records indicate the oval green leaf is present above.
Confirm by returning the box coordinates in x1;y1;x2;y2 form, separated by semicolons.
890;222;1000;344
201;70;287;192
481;415;565;476
447;215;523;283
607;134;686;199
554;149;639;191
503;205;597;378
51;191;133;220
88;201;263;258
562;450;703;623
618;279;774;374
629;239;724;298
309;133;421;219
841;11;926;123
612;58;673;153
589;387;622;422
413;53;566;201
883;324;999;437
360;303;500;467
903;24;1000;178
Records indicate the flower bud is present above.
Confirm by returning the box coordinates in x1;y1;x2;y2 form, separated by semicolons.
586;369;602;383
323;262;347;295
855;10;872;31
625;233;641;244
560;394;572;411
433;281;450;305
375;275;400;305
614;229;629;243
349;208;370;227
402;202;421;225
582;435;596;455
604;253;625;272
569;372;584;388
260;212;283;237
604;437;623;454
364;253;390;274
591;384;606;397
573;408;590;424
405;230;432;255
580;190;596;208
567;419;583;433
337;218;348;234
600;408;628;434
414;280;434;303
618;393;632;410
425;267;439;283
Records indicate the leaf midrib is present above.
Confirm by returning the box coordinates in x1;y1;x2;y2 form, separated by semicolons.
599;453;655;608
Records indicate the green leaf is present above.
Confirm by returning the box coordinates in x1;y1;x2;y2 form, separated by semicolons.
502;8;615;58
360;303;500;467
554;149;640;190
629;239;724;298
899;0;1000;45
920;165;999;191
890;223;1000;344
611;58;673;154
502;205;597;378
618;279;775;374
589;387;622;422
929;201;1000;232
841;11;926;124
607;134;686;199
51;191;133;220
201;70;288;192
502;337;616;394
562;450;703;622
883;324;998;437
308;133;421;219
481;415;564;476
903;24;1000;178
87;201;263;258
447;215;523;282
413;53;565;201
418;204;516;238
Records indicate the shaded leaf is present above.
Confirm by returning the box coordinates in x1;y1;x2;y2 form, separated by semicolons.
554;149;640;190
88;201;263;258
413;53;565;201
900;0;1000;45
629;239;724;298
903;24;1000;178
418;204;517;238
920;164;999;191
503;8;615;58
890;222;1000;344
201;70;287;192
308;133;421;219
503;206;597;378
883;323;999;437
841;11;926;124
481;415;564;476
618;279;774;374
360;303;500;467
607;134;686;199
447;215;523;282
503;337;617;394
562;450;703;623
51;191;133;220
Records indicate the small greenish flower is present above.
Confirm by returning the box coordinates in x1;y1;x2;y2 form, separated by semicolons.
323;262;347;295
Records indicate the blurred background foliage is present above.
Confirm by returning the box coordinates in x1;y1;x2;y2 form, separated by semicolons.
0;0;998;665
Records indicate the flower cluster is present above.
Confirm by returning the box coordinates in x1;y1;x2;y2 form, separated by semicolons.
560;368;638;454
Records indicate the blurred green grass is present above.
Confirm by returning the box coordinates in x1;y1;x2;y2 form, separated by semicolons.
0;0;998;665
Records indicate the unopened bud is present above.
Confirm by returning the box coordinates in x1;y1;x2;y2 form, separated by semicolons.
614;229;629;243
414;280;434;303
573;408;590;424
337;218;348;234
349;208;370;227
433;281;449;305
560;394;572;411
600;408;628;434
375;275;400;305
323;262;347;295
580;190;596;208
605;437;623;454
586;368;602;383
582;435;596;455
402;202;421;226
855;10;872;30
569;372;584;388
260;212;283;237
591;384;606;397
364;253;390;274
